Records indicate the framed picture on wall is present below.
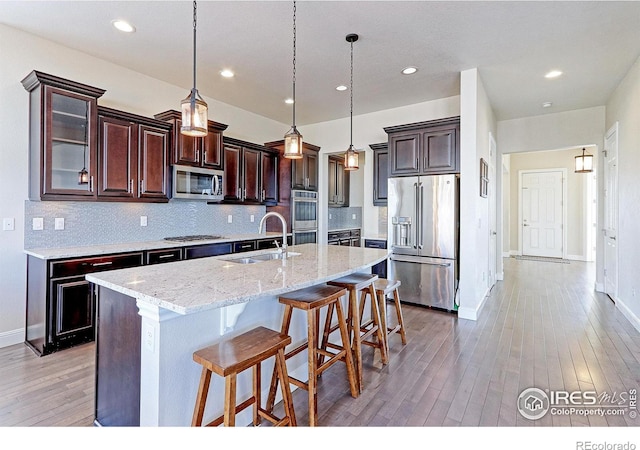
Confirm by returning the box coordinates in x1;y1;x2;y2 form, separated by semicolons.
480;158;488;198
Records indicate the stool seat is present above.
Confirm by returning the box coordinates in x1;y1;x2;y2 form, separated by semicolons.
192;326;296;427
267;284;358;426
328;272;379;290
373;278;401;295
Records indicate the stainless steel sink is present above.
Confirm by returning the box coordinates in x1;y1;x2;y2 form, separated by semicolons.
227;251;301;264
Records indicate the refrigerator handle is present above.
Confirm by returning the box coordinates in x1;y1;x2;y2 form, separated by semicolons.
414;182;419;249
418;183;424;249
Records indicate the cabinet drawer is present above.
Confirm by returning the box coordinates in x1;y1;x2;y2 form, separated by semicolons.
234;241;257;253
185;243;233;259
50;252;144;278
364;239;387;249
350;229;361;238
146;248;182;265
257;237;283;250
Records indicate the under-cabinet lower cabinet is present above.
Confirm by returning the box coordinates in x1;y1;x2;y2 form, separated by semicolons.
50;276;95;347
364;239;388;279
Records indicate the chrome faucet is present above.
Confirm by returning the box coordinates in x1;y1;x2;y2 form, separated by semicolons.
258;212;288;258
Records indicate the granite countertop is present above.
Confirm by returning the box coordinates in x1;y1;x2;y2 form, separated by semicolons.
86;243;387;315
327;227;361;232
24;232;287;260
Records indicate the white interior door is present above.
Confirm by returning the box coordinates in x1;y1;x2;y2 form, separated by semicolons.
488;133;497;288
604;124;618;301
521;170;564;258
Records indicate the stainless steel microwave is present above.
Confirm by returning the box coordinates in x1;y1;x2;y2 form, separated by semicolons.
172;165;224;201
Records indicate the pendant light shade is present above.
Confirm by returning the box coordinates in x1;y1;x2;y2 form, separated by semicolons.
575;147;593;173
180;1;208;137
283;0;303;159
344;33;359;171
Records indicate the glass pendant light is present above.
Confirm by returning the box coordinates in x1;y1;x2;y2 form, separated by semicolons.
180;1;208;137
78;103;89;185
283;0;303;159
575;147;593;173
344;33;359;171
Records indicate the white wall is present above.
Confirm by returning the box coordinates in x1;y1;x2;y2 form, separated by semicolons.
605;55;640;332
301;96;460;242
458;68;497;321
497;106;606;287
0;24;288;347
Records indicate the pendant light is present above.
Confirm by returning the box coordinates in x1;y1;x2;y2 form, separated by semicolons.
180;1;208;137
344;33;359;171
575;147;593;173
283;0;303;159
78;103;89;185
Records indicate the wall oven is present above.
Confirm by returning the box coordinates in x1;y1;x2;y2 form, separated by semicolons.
291;190;317;244
172;165;224;201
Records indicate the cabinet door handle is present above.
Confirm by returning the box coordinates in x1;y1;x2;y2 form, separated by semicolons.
140;179;144;193
158;254;175;259
196;149;200;163
202;150;206;163
416;158;419;169
129;179;133;194
262;189;266;201
91;261;113;267
237;188;242;199
89;176;94;193
244;188;247;199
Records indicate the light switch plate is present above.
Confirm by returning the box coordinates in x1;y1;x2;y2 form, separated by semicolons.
250;215;254;223
54;218;65;230
2;218;14;231
227;215;233;224
140;216;148;227
352;214;356;220
32;217;44;231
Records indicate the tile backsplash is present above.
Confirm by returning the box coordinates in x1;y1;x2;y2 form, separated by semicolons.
327;206;362;231
24;200;266;249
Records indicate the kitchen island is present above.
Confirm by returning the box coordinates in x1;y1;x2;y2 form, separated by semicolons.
86;243;387;426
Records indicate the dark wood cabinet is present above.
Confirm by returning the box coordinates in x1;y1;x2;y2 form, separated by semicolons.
21;71;105;201
328;155;349;207
223;137;278;204
370;143;389;206
184;242;234;259
97;107;171;202
26;252;144;356
385;117;460;176
145;248;182;265
364;239;388;278
154;110;228;170
328;229;360;246
265;140;320;192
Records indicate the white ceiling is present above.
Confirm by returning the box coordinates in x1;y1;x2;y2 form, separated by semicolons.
2;1;640;125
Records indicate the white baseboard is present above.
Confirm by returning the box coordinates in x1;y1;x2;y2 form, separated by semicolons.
594;282;604;293
0;328;24;349
567;254;587;262
502;252;511;258
458;286;491;321
496;272;504;281
615;297;640;334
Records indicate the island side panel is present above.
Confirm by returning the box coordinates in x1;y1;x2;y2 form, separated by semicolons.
95;286;141;426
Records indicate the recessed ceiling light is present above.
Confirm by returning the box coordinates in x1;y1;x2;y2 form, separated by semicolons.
542;101;553;108
336;85;348;91
220;69;234;78
285;98;294;105
545;70;563;79
112;20;135;33
402;66;418;75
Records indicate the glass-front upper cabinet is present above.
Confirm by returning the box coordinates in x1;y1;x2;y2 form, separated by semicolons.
22;71;105;200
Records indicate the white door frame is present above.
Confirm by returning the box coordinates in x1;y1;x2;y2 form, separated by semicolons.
518;168;568;259
603;122;619;301
488;132;497;288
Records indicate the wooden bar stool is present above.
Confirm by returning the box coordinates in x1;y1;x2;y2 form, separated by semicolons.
266;284;358;427
326;272;388;392
374;278;407;357
191;326;296;427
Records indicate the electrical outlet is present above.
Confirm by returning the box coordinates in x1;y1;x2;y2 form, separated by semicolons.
32;217;44;231
228;215;233;224
54;218;65;230
329;213;332;220
140;216;148;227
142;323;155;352
352;214;356;220
2;218;14;231
250;214;255;223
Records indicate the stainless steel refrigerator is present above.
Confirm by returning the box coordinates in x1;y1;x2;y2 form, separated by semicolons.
387;174;459;311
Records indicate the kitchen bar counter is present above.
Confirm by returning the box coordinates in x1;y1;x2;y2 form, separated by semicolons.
88;243;388;426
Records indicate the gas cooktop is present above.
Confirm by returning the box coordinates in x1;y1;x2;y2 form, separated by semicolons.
163;235;224;242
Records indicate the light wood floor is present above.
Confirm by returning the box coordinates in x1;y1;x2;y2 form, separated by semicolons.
1;258;639;427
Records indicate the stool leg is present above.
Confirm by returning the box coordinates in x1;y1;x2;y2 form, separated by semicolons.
335;300;359;399
393;288;407;345
368;284;388;365
307;309;318;426
318;302;335;369
376;290;390;360
223;373;237;427
267;305;293;412
191;367;212;426
275;347;297;426
253;362;261;426
348;288;363;393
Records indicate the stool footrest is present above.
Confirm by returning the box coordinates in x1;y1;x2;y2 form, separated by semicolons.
257;408;291;426
205;396;256;427
284;342;308;360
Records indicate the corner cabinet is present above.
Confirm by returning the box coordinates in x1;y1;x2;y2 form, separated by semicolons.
328;155;350;207
385;116;460;177
97;107;171;202
223;137;278;205
264;140;320;192
154;110;228;170
370;143;388;206
21;70;106;200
